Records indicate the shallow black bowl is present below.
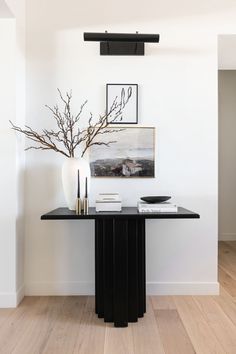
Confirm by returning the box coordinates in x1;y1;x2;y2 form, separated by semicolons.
140;196;171;204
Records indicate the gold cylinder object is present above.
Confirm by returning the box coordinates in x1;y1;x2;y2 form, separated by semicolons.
83;198;89;215
76;198;82;215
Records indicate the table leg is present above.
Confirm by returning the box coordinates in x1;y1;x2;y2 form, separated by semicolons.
113;218;128;327
95;219;104;318
103;219;114;322
138;219;146;315
95;218;146;327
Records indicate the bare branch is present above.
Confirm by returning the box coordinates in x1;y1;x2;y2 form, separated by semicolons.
10;86;132;159
87;140;117;149
10;120;70;157
81;88;132;157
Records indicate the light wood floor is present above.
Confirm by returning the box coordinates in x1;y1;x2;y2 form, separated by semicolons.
1;241;236;354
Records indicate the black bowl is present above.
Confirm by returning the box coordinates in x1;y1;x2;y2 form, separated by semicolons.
140;196;171;204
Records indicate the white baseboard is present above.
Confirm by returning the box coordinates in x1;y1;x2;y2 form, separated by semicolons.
25;281;219;296
147;281;219;295
24;282;95;296
0;292;18;308
0;284;25;308
219;233;236;241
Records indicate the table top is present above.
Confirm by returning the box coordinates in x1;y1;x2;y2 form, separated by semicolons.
41;207;200;220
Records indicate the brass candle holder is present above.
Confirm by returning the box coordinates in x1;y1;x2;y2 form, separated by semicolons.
83;198;89;215
83;176;89;215
76;198;82;215
76;174;89;215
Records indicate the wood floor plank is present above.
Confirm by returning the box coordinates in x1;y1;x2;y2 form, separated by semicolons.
155;309;195;354
12;296;67;354
213;290;236;328
41;296;87;354
174;296;226;354
194;296;236;354
218;266;236;297
219;242;236;280
0;307;15;329
225;241;236;251
73;296;106;354
151;296;176;310
104;322;134;354
131;298;165;354
0;296;43;353
219;284;233;299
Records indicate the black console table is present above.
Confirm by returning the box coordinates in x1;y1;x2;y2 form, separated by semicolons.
41;207;199;327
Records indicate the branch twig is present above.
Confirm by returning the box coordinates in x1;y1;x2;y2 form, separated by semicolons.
10;87;132;158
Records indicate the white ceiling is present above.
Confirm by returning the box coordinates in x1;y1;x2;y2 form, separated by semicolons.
0;0;13;18
218;35;236;70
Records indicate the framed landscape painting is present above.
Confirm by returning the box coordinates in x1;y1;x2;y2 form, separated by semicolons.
90;127;155;178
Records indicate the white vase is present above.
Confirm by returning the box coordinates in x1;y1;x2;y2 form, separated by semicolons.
62;157;91;210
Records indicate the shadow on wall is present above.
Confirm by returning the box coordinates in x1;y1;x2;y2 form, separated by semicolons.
24;161;95;291
24;162;95;291
27;0;236;28
25;162;63;214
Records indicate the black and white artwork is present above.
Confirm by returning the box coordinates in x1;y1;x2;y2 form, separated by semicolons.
106;84;138;124
90;127;155;177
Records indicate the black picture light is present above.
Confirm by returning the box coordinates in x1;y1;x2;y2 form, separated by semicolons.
83;32;160;56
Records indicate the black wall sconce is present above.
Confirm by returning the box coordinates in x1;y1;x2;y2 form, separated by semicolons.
83;32;160;56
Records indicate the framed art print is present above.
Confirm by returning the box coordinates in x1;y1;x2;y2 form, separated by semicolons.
106;83;138;124
90;126;155;178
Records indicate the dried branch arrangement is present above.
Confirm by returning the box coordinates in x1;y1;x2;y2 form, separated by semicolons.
10;87;132;158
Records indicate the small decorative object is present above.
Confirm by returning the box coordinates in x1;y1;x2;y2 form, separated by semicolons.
140;196;171;203
75;170;82;215
76;198;82;215
83;177;89;214
90;127;155;178
106;84;138;124
10;88;132;210
96;193;122;212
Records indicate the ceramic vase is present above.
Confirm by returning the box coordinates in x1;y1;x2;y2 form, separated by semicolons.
62;157;90;210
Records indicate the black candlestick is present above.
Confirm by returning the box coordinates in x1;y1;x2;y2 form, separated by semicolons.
77;170;80;198
85;177;88;198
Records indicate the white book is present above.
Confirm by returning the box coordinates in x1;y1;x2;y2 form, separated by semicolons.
96;193;122;203
96;193;122;212
138;208;178;213
138;201;178;213
96;202;122;212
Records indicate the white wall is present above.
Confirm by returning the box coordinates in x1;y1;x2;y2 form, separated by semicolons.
0;19;17;306
219;70;236;241
0;0;25;307
6;0;26;303
0;0;12;17
23;0;229;296
218;35;236;69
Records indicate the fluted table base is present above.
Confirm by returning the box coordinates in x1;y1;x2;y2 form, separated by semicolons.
95;218;146;327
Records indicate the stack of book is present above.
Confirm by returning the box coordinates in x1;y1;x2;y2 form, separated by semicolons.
96;193;122;212
138;201;178;213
